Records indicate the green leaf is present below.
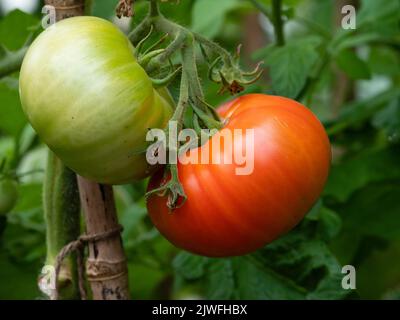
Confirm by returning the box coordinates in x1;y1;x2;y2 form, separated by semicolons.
17;146;47;184
332;32;386;54
191;0;240;39
207;259;234;299
338;182;400;240
318;207;342;241
174;219;349;300
325;88;400;136
325;146;400;202
264;37;322;98
0;10;38;51
372;99;400;143
368;47;400;76
0;78;27;136
0;249;41;299
0;137;15;169
172;252;209;280
358;0;400;27
253;230;349;300
335;49;371;80
235;257;306;299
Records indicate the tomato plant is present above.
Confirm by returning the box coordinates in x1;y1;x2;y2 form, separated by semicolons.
147;94;331;257
0;0;399;301
0;179;18;215
19;16;173;185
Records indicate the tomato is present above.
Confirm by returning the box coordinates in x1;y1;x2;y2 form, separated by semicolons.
0;179;18;215
147;94;331;257
19;17;173;184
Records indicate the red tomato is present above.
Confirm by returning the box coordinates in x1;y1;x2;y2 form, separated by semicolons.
147;94;331;257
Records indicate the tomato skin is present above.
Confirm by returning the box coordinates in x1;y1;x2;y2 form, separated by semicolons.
0;179;18;215
147;94;331;257
19;17;173;184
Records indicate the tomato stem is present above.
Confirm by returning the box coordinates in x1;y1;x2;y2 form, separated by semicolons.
271;0;285;46
42;151;81;300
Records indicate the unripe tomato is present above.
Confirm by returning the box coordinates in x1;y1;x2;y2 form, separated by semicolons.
19;17;173;184
0;179;18;215
147;94;331;257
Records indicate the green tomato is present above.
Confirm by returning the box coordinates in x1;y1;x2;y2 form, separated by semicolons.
0;179;18;215
19;17;173;184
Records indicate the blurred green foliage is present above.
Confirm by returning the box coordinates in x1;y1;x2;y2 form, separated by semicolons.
0;0;399;300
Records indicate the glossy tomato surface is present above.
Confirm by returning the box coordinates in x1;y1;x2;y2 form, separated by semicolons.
19;17;173;184
147;94;331;257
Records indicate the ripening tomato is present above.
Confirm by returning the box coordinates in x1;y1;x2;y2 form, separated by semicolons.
0;179;18;215
19;17;173;184
147;94;331;257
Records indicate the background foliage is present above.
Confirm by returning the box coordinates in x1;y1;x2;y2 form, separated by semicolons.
0;0;399;299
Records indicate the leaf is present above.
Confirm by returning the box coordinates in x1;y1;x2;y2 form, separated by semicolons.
253;230;349;300
311;207;343;241
264;37;322;98
372;98;400;143
324;146;400;202
206;259;234;299
174;218;350;300
0;78;27;136
358;0;400;27
0;137;15;169
172;252;209;280
325;88;400;136
337;182;400;240
17;146;47;184
0;249;41;299
368;47;400;76
18;124;36;155
0;10;38;51
332;32;387;54
335;49;371;80
234;257;306;299
191;0;240;39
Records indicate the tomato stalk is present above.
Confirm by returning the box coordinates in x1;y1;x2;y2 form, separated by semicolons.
41;152;81;300
133;0;262;208
271;0;285;46
145;62;189;208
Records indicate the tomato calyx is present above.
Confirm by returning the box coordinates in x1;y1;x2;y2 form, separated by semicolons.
130;0;263;210
146;164;186;210
203;45;264;95
134;26;182;88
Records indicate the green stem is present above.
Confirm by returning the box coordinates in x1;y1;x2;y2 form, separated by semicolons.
272;0;285;46
0;47;27;78
148;14;219;127
129;18;152;45
193;33;231;65
149;0;160;17
182;35;204;105
146;31;186;74
43;151;81;300
171;69;189;126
